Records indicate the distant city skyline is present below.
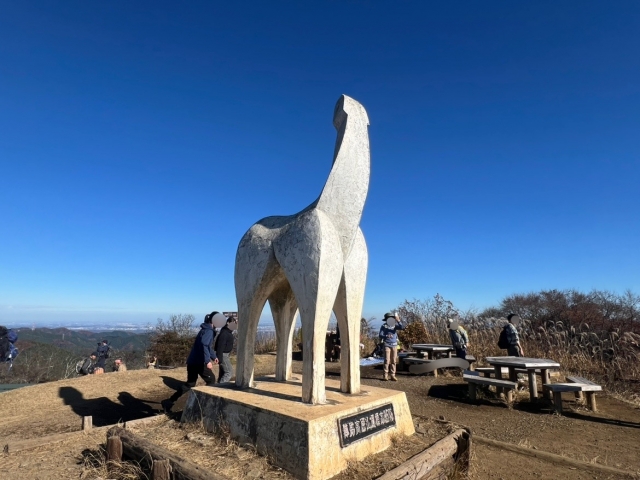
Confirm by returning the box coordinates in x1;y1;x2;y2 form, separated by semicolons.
1;3;639;326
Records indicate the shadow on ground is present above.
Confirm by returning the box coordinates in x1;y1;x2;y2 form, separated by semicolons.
562;410;640;429
59;386;159;427
161;375;184;391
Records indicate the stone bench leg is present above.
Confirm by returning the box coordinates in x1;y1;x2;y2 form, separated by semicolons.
553;391;563;414
494;366;503;395
505;389;514;404
528;371;538;402
574;391;584;404
469;383;477;402
541;369;552;400
586;392;597;412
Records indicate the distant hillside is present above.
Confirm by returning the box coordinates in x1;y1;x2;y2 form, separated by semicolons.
14;327;150;356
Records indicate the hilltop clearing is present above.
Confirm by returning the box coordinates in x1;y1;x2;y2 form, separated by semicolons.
2;355;639;479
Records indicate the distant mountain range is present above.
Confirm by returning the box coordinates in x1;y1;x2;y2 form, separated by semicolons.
14;327;150;355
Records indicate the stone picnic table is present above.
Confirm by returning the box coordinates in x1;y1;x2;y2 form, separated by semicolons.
485;356;560;403
410;344;456;359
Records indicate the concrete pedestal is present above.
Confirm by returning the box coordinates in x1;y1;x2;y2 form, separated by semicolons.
181;376;414;480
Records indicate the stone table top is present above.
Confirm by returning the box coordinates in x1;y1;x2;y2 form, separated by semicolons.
485;356;561;369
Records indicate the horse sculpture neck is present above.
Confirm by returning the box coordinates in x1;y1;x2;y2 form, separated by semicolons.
315;95;370;258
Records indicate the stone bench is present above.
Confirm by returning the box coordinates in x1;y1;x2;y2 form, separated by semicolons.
543;380;602;413
464;355;476;368
463;370;518;403
474;367;509;377
402;357;433;365
566;375;602;411
405;357;470;377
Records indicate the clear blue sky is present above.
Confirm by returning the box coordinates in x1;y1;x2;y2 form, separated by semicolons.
1;2;639;327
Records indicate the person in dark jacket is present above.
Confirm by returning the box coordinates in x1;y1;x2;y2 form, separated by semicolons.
161;312;219;412
215;317;237;383
96;340;110;370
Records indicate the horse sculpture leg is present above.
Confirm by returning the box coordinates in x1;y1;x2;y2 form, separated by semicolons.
235;294;269;389
269;286;298;381
275;211;343;404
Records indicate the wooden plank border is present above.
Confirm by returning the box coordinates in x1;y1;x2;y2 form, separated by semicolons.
376;428;471;480
475;436;639;479
3;414;166;454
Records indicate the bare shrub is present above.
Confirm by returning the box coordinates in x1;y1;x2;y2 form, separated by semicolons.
397;321;430;348
0;342;79;384
397;289;640;399
147;314;197;367
254;331;278;354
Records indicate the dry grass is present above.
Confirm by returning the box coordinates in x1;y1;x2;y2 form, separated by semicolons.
128;417;294;479
80;444;149;480
396;313;640;401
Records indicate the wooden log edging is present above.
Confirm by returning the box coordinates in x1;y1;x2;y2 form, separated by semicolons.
3;414;166;454
107;426;229;480
376;428;471;480
475;436;639;479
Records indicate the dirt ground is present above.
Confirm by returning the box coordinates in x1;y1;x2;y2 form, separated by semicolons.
1;354;639;479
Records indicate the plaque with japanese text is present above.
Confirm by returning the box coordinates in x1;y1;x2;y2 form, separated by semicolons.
337;403;396;447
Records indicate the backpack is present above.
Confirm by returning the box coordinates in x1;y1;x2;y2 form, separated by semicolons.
0;326;12;361
450;329;464;349
76;358;94;375
497;326;509;349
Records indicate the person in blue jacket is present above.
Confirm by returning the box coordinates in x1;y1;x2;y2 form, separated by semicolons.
378;312;404;381
162;312;219;412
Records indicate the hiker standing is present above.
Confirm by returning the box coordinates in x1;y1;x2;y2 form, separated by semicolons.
505;314;524;357
447;318;469;359
215;317;237;383
96;340;110;370
378;312;404;381
161;312;220;412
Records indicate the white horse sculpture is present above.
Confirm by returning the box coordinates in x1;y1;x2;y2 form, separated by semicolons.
234;94;370;404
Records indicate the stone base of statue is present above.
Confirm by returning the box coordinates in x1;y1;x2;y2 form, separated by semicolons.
181;375;415;480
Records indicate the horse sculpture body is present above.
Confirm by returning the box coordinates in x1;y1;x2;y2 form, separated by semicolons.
234;94;370;404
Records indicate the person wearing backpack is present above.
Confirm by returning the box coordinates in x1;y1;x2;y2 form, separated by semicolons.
161;311;220;413
0;326;19;367
76;353;98;375
447;318;469;359
96;340;111;369
501;314;524;357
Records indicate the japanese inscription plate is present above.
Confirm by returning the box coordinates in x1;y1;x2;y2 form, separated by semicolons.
337;403;396;447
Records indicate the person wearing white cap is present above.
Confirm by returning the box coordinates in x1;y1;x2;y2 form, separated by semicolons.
378;312;404;381
447;318;469;359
